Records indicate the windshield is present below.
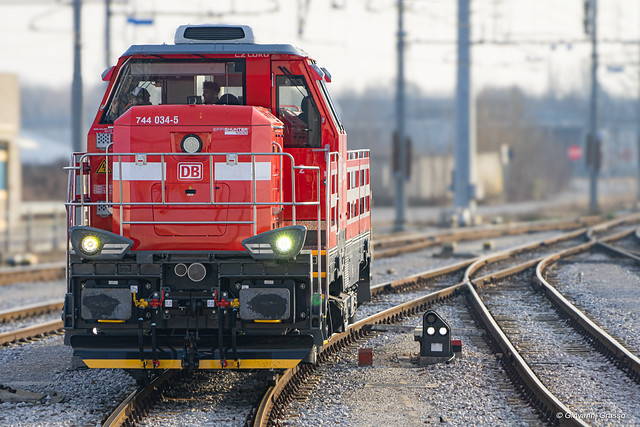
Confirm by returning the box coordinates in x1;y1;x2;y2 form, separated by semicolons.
100;58;246;124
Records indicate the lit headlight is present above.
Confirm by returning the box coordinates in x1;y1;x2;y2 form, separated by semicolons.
70;226;134;260
81;235;100;254
274;234;294;255
181;134;202;153
242;225;307;260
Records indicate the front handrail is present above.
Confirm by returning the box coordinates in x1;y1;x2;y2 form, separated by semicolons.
66;151;320;236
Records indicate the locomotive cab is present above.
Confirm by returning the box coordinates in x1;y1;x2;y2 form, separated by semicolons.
64;24;371;371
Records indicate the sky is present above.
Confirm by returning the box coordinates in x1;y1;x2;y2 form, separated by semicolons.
1;0;640;99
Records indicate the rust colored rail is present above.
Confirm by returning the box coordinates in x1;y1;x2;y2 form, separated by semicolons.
536;230;640;381
102;370;178;427
0;320;63;346
254;283;465;426
372;215;601;255
256;215;640;426
0;301;64;323
463;282;585;426
0;262;65;287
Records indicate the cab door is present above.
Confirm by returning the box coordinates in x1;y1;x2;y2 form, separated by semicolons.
271;61;330;224
271;61;324;149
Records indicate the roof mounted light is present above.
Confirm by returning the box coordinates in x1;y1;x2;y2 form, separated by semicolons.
181;134;202;153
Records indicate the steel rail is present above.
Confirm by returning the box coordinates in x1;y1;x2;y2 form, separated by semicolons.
0;262;66;287
255;220;630;425
594;228;640;262
0;301;63;323
0;320;63;346
535;231;640;381
370;258;473;297
463;281;585;426
254;283;465;426
102;370;178;427
465;213;640;286
372;215;601;252
457;215;640;425
465;227;590;285
585;212;640;241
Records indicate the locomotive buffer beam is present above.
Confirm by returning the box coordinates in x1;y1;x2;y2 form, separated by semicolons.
70;333;314;370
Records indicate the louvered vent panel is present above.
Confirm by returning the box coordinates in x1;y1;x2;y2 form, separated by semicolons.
183;27;246;41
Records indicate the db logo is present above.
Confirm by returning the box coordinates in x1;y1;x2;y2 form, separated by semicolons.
178;163;202;181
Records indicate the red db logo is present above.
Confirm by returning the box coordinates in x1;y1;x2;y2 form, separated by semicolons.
178;163;202;181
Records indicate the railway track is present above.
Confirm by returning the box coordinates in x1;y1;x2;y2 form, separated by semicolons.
0;216;601;289
372;215;600;258
466;215;640;425
0;320;63;346
4;214;637;425
96;214;640;426
0;301;64;346
0;262;66;287
252;215;640;426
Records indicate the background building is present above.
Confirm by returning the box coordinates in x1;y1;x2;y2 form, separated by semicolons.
0;73;22;245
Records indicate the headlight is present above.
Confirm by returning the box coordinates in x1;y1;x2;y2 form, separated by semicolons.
70;226;134;260
274;234;294;255
439;327;448;336
242;225;307;260
81;235;100;254
181;134;202;153
426;326;436;335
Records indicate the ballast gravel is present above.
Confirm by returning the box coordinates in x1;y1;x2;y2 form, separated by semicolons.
0;280;66;311
282;296;539;426
137;370;271;426
550;250;640;356
0;335;136;426
0;311;61;335
372;230;564;285
482;272;640;425
0;227;624;425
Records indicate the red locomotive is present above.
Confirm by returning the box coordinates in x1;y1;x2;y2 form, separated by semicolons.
64;24;372;371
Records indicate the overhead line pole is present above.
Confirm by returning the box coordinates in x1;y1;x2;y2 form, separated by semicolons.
394;0;407;231
453;0;476;225
638;4;640;207
588;0;599;213
72;0;83;153
105;0;111;69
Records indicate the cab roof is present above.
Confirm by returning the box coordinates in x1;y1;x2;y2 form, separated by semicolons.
121;43;307;58
121;24;308;59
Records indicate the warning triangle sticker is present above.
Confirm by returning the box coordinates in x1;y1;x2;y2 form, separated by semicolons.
96;159;112;174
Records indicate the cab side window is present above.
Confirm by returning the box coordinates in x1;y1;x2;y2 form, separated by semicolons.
276;75;320;148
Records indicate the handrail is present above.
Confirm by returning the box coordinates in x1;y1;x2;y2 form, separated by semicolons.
66;151;321;238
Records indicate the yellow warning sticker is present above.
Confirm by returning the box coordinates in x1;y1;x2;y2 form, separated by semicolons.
96;160;112;174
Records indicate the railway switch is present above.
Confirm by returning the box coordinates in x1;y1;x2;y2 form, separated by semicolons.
414;310;454;365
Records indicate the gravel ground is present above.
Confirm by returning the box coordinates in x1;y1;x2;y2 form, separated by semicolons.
481;272;640;425
0;280;66;311
0;335;136;426
0;227;610;425
281;296;539;426
549;250;640;356
372;230;565;285
138;370;270;426
0;311;61;335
